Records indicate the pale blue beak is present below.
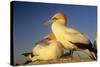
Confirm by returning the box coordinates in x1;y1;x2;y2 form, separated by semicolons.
44;19;53;25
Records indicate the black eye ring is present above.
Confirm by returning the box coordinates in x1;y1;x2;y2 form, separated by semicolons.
52;17;58;20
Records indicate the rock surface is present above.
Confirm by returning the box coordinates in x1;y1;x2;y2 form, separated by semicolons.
27;56;96;65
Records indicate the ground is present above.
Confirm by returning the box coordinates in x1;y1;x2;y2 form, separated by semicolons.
27;56;96;65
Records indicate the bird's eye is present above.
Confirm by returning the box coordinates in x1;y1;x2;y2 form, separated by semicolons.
46;38;51;40
52;17;58;20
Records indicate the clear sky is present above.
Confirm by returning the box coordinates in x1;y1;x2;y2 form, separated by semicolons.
13;1;97;65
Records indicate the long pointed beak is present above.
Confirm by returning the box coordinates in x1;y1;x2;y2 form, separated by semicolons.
44;19;53;26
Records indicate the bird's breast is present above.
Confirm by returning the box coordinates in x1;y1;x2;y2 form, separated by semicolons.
51;23;77;50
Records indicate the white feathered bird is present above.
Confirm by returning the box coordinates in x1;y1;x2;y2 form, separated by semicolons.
47;12;97;59
22;33;64;63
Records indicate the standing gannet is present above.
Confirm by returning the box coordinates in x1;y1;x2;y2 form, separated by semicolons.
47;12;96;59
22;33;64;63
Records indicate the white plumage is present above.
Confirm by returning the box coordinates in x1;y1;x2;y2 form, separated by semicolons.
52;24;91;49
22;33;64;62
47;12;96;59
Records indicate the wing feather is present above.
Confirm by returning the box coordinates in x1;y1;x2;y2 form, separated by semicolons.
61;26;90;44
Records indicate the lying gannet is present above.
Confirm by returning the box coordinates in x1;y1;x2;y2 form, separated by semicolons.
47;12;97;59
22;33;64;63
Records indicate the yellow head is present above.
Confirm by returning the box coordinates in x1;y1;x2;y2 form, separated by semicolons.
44;33;56;41
47;12;67;25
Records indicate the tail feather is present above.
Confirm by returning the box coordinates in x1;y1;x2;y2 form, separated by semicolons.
88;42;97;60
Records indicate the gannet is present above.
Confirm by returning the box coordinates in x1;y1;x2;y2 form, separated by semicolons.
22;33;64;63
47;12;97;59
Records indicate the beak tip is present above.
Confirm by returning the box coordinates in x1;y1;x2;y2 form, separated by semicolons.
43;19;52;26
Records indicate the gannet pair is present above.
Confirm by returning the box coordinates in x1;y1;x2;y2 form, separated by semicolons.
47;12;97;59
22;33;64;63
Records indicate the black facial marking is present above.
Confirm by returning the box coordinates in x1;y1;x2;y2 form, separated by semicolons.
46;38;51;40
52;17;58;20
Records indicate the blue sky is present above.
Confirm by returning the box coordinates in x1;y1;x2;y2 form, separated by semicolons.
13;1;97;65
